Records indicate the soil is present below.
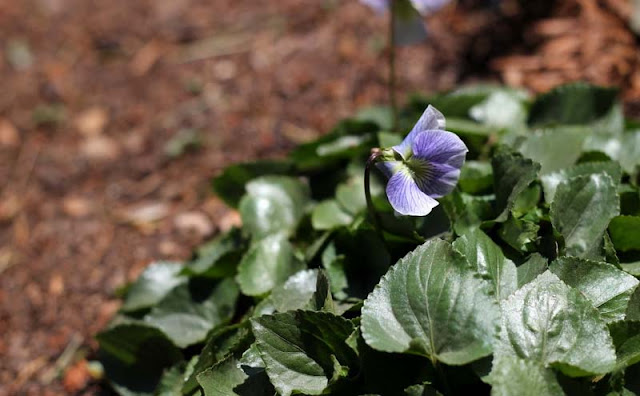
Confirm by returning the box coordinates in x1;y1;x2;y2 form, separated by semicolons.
1;0;638;394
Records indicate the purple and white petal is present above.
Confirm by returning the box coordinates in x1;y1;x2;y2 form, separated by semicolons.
413;161;461;198
412;130;468;168
409;0;451;14
375;160;404;179
386;169;439;216
360;0;389;14
392;105;446;159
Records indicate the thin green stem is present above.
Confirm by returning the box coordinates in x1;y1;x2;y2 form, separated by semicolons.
389;0;398;132
365;149;384;239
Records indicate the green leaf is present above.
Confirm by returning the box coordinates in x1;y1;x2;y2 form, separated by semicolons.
458;161;493;195
527;83;619;126
609;321;640;371
469;91;527;128
97;324;183;396
497;271;616;376
517;253;548;288
541;161;622;203
550;173;620;259
212;160;294;208
487;355;563;396
492;150;541;222
498;215;540;253
121;261;185;312
197;356;248;396
311;200;353;230
157;359;196;396
271;269;334;313
356;106;393;130
588;131;640;175
236;233;304;296
185;228;246;278
517;127;587;174
441;191;494;235
549;257;639;323
404;382;442;396
453;229;517;300
182;324;252;395
289;119;377;172
197;346;274;396
609;216;640;252
361;239;499;365
250;311;358;396
144;278;239;348
239;176;310;239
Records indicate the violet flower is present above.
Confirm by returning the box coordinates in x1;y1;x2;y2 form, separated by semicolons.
375;106;468;216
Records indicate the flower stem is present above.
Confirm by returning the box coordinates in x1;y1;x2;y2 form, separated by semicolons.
365;149;384;239
389;0;398;132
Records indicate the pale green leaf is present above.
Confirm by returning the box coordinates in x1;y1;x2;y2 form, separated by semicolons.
239;176;310;238
236;233;304;296
498;271;616;376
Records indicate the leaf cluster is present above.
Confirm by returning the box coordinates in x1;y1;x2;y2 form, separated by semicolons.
98;83;640;395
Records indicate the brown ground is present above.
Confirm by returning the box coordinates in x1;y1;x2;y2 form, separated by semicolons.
0;0;638;394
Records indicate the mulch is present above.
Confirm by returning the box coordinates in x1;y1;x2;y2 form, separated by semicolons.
1;0;637;394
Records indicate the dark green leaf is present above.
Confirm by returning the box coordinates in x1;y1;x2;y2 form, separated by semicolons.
212;160;294;208
251;311;358;396
497;271;616;376
527;83;619;126
197;356;251;396
361;239;499;365
453;229;517;300
549;257;639;323
492;150;540;222
144;278;239;348
121;261;185;313
239;176;310;239
498;215;540;253
182;324;252;395
236;233;305;296
97;324;183;396
551;173;620;259
609;216;640;252
609;321;640;371
458;161;493;195
441;191;494;235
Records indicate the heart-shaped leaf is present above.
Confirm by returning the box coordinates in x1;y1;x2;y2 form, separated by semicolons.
361;239;499;365
497;271;616;376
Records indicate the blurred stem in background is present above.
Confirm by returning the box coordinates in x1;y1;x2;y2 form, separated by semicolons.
389;0;398;132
